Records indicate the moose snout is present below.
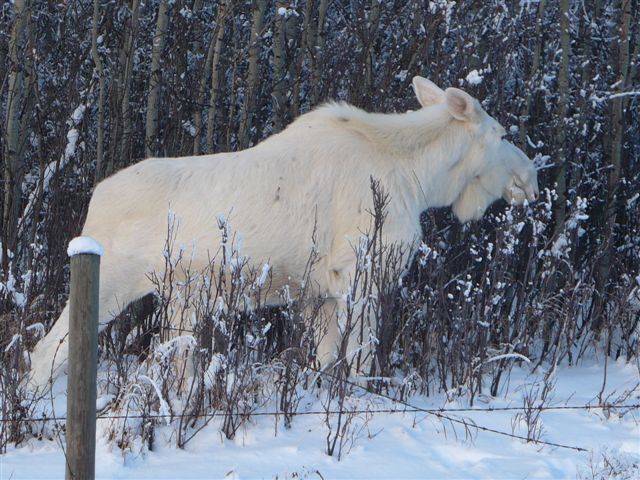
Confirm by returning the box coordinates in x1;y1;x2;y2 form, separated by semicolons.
503;167;539;205
526;167;540;203
525;184;538;203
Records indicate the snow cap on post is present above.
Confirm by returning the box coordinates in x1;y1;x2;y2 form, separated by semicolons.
67;236;104;257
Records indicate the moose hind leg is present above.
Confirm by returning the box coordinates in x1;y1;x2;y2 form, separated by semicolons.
29;254;154;391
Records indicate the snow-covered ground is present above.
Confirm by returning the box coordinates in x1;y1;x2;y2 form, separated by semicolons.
2;359;639;479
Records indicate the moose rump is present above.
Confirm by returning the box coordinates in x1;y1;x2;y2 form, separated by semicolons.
29;76;538;388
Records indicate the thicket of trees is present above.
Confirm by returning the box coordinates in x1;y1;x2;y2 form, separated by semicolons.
0;0;639;445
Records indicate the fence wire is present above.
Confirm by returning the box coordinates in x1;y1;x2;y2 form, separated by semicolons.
2;403;638;424
2;368;639;453
3;337;639;453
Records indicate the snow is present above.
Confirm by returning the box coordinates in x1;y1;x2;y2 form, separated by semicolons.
71;104;86;125
25;322;45;338
67;236;104;257
182;120;197;137
64;129;79;161
609;91;640;99
394;69;408;81
466;69;484;85
591;90;640;103
1;361;638;479
4;334;22;352
551;233;569;258
96;395;115;412
256;263;271;288
276;6;298;18
482;352;531;365
17;103;87;241
204;354;226;390
179;7;193;19
0;272;26;308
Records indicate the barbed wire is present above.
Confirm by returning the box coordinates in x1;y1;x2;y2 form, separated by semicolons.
305;366;638;452
1;403;638;424
4;332;639;453
3;366;639;453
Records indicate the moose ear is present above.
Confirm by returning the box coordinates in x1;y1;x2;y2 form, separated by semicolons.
412;76;445;107
444;87;481;123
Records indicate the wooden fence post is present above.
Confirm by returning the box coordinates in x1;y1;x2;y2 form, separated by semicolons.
65;237;102;480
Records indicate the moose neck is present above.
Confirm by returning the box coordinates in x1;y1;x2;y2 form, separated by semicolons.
349;104;454;158
287;102;473;223
383;107;473;220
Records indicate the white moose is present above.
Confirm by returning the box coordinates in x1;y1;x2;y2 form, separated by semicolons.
29;77;538;388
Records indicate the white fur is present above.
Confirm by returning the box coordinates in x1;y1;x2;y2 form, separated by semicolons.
29;77;538;387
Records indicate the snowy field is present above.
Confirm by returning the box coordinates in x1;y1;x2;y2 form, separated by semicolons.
1;359;638;480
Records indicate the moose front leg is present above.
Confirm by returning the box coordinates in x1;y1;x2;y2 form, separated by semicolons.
315;295;377;378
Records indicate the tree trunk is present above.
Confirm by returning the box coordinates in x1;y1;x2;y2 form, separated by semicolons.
92;0;106;182
519;0;546;147
206;0;229;153
192;0;216;156
605;0;631;208
2;0;31;280
145;0;170;158
106;0;140;176
311;0;328;105
361;0;381;108
553;0;570;235
238;0;267;148
292;0;315;117
594;0;633;330
119;0;140;168
272;2;288;132
224;17;240;151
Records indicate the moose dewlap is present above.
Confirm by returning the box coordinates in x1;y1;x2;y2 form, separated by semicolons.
29;77;538;388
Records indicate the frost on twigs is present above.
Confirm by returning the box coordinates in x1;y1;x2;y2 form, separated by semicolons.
465;69;484;85
97;213;323;450
67;236;104;257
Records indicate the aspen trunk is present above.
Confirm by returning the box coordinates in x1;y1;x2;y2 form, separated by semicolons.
106;0;140;176
553;0;570;235
606;0;631;206
291;0;313;118
120;0;140;167
206;0;229;153
272;2;288;133
92;0;106;182
192;0;216;156
284;5;299;114
519;0;546;146
594;0;633;322
362;0;381;107
305;0;318;64
238;0;267;148
145;0;170;158
224;19;240;152
2;0;31;279
311;0;328;105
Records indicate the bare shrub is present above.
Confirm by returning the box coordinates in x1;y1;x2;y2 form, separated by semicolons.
98;213;322;450
578;448;640;480
381;187;638;405
0;315;48;451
